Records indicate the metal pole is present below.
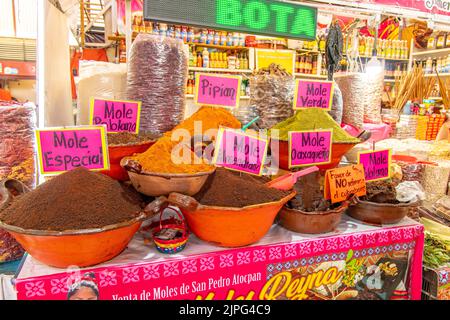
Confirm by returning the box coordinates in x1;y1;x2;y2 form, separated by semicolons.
125;0;132;61
80;0;85;48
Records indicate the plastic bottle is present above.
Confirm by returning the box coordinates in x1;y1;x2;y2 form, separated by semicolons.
220;32;227;46
199;30;206;43
187;28;194;42
197;53;203;68
239;33;245;47
181;26;187;42
202;48;209;68
192;50;197;67
214;31;220;45
207;30;214;44
233;33;239;46
317;53;322;75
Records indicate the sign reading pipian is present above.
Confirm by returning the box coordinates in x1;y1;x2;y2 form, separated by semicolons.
35;126;109;175
288;130;332;168
358;149;391;182
89;98;141;133
144;0;317;40
294;79;334;110
194;73;242;108
213;127;268;175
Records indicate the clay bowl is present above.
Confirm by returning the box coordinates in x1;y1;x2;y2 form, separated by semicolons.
278;202;349;234
168;191;296;247
101;140;155;181
347;198;417;225
0;192;167;268
121;157;215;196
272;139;360;171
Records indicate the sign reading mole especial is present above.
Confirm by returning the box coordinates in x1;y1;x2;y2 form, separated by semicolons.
35;126;109;175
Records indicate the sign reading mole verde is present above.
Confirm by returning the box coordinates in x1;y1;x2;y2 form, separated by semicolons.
144;0;317;40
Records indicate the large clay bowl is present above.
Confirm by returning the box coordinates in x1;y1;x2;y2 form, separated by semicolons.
168;191;296;247
279;202;349;234
272;139;359;171
101;140;155;181
0;193;167;268
347;198;416;225
121;158;215;196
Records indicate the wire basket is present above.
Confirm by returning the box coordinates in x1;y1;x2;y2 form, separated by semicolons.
152;207;188;254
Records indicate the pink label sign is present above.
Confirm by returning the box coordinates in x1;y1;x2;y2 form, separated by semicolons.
36;126;110;175
294;80;334;110
358;149;391;181
289;130;332;168
213;128;268;175
90;98;141;133
195;73;242;108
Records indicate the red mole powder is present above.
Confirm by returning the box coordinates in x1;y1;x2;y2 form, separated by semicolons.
0;167;143;231
194;168;290;208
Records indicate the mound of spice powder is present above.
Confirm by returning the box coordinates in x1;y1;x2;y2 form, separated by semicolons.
0;167;144;231
194;168;291;208
270;108;360;143
107;132;157;146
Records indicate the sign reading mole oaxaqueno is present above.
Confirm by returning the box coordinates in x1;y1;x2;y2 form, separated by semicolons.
144;0;317;40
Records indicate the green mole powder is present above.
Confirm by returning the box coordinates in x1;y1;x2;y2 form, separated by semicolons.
269;109;360;143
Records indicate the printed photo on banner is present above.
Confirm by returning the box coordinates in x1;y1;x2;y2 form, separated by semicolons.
255;49;295;75
89;97;141;134
194;73;242;108
35;125;110;175
293;79;334;110
212;127;268;176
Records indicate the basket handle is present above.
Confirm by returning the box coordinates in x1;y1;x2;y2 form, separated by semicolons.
158;206;188;238
168;192;199;211
143;196;169;218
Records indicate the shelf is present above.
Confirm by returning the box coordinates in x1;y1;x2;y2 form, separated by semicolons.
295;48;323;54
186;94;250;99
424;73;450;77
294;73;327;79
412;48;450;57
188;67;253;74
189;43;248;50
343;53;409;61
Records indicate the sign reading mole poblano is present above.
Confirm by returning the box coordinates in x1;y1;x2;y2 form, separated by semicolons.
144;0;317;40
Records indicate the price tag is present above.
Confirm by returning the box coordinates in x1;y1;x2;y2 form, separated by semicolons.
89;98;141;133
35;126;110;175
212;128;268;176
293;79;334;110
194;73;242;108
358;149;391;182
324;164;366;203
288;129;332;168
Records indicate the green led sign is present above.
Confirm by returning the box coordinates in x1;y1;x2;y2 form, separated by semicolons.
144;0;317;40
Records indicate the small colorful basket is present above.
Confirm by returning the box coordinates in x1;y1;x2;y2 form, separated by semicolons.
152;207;188;254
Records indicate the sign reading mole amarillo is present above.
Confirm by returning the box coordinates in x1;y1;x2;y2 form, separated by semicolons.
35;126;109;175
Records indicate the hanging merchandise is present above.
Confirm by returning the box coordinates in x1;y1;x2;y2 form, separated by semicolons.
326;21;343;81
249;63;295;129
127;34;188;135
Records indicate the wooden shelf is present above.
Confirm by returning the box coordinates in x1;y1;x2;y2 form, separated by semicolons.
343;53;409;61
186;94;250;99
189;43;248;50
294;73;327;79
188;67;253;74
424;73;450;77
412;48;450;57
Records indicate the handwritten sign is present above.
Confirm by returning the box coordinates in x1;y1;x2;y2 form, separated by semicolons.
324;164;366;203
35;126;109;175
89;98;141;133
212;128;268;175
358;149;391;182
194;73;242;108
288;129;332;168
294;79;334;110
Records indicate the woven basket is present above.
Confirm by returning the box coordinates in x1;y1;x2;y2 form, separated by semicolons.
152;207;188;254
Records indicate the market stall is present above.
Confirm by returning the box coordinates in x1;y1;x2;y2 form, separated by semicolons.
4;0;450;302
